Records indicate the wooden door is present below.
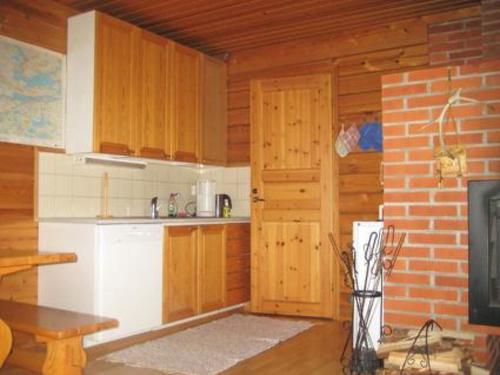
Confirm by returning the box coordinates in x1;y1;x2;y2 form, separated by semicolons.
250;74;338;319
170;43;201;162
136;30;171;160
163;226;198;323
94;13;137;155
200;56;227;165
198;225;226;313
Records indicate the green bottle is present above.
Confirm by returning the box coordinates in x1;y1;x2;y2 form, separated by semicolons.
167;193;179;217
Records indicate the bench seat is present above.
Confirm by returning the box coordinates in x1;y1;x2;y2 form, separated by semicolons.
0;299;118;375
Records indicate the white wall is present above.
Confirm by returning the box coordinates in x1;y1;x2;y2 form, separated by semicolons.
38;152;250;218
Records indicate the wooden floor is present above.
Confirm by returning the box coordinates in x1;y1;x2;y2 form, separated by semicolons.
2;315;348;375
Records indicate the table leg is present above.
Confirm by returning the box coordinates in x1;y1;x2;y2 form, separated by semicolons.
39;336;87;375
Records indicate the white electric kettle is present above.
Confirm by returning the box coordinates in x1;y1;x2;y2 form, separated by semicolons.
196;180;216;217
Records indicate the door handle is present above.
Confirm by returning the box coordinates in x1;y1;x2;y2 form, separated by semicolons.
251;188;265;203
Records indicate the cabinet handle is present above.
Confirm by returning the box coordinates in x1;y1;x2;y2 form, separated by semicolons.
140;147;168;160
100;142;133;156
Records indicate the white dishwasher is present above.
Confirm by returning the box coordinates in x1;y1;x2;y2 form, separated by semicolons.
39;223;163;346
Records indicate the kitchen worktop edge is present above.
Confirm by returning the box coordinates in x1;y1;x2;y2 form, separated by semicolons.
38;217;251;225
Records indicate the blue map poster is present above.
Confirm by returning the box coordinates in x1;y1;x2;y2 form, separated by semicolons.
0;35;65;148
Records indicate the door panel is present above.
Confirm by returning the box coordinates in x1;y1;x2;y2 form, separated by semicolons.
199;225;226;313
262;90;321;170
163;226;198;323
251;74;338;319
170;43;201;162
94;14;136;155
137;30;171;159
201;56;227;165
260;223;320;304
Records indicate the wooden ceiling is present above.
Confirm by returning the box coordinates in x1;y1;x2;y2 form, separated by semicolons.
55;0;479;55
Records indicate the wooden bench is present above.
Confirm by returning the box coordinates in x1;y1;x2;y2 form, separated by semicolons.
0;299;118;375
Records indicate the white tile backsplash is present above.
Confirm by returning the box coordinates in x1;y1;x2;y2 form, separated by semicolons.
55;175;72;196
38;196;54;217
201;166;250;217
39;152;55;174
54;197;74;217
38;153;251;218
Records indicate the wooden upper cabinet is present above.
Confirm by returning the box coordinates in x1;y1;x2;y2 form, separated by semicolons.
94;13;137;155
163;226;198;323
170;43;201;163
198;225;226;313
201;56;227;165
136;30;171;160
67;11;226;165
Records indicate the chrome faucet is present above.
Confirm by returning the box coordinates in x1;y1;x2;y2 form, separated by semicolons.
150;197;160;219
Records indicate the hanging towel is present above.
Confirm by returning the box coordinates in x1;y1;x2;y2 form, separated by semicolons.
335;124;360;157
359;122;383;152
335;124;349;157
341;124;360;152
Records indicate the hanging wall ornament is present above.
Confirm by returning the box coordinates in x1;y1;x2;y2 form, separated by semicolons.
433;88;477;185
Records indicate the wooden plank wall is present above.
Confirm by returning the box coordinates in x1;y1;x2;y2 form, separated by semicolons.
0;143;38;303
227;18;432;319
0;0;76;303
0;0;77;54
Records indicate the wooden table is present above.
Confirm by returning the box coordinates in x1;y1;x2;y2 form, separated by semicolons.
0;250;77;277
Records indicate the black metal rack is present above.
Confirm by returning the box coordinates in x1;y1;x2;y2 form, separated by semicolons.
329;225;405;374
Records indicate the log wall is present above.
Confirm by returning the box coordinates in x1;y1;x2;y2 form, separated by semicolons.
0;0;76;303
0;143;38;303
226;8;479;319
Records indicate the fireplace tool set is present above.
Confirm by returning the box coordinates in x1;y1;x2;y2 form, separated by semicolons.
329;225;405;374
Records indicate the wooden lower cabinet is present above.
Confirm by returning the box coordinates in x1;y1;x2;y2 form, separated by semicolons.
163;226;198;323
198;225;226;313
164;224;247;323
225;223;251;306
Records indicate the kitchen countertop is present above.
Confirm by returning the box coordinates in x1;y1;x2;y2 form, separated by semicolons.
39;216;250;225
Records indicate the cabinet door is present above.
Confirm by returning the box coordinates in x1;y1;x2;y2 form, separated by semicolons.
201;56;227;165
163;226;198;323
226;223;250;306
199;225;226;313
170;43;201;162
94;13;137;155
136;30;171;160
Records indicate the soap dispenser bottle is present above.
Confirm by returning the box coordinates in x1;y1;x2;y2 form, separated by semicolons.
167;193;179;217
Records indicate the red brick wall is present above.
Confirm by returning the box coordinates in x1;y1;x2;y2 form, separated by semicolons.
382;60;500;362
483;0;500;58
429;16;483;66
428;0;500;65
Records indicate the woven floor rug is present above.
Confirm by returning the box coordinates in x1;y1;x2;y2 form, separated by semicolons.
105;314;314;375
